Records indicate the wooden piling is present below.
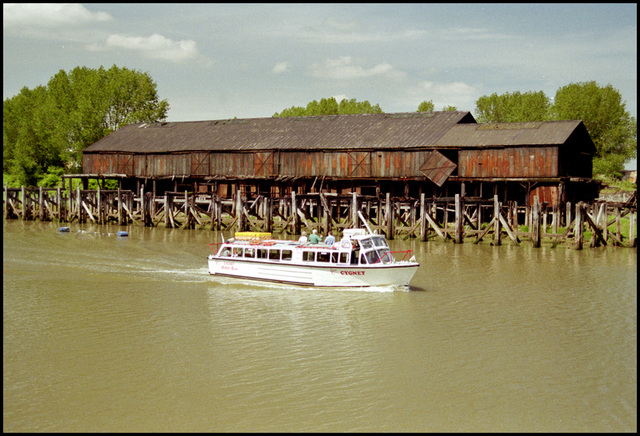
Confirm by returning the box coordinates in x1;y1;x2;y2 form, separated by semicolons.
455;193;463;243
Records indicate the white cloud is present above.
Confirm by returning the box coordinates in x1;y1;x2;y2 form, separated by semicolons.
308;56;405;80
102;34;199;62
409;81;479;111
3;3;111;27
272;62;289;74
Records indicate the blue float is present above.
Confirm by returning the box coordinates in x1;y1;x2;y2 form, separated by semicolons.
58;227;70;232
117;231;128;237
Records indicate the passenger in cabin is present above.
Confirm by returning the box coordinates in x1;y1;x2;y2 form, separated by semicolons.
308;229;321;244
298;231;308;244
324;231;335;245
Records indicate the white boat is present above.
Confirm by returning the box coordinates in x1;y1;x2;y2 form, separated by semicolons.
207;229;419;288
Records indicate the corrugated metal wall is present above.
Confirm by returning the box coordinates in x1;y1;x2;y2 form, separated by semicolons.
458;147;559;178
84;150;444;179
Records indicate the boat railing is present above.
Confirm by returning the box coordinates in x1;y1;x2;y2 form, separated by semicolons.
373;249;414;264
208;243;223;252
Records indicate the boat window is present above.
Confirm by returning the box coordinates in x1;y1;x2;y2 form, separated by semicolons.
378;248;392;264
330;252;339;263
362;250;380;265
302;251;315;262
360;238;373;249
244;248;256;258
339;252;349;264
258;249;268;259
269;249;280;260
220;246;232;257
233;247;243;257
317;252;330;263
281;250;292;261
372;236;388;248
351;250;359;264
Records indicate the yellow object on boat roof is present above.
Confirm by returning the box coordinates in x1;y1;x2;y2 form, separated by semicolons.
235;232;272;241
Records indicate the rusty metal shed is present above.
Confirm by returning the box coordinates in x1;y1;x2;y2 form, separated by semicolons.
80;111;599;205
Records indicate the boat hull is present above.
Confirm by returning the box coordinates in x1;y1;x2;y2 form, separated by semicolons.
208;256;418;287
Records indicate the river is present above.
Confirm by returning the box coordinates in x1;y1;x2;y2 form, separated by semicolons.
3;219;636;432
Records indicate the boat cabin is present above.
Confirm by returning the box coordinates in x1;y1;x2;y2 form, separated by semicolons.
214;229;398;266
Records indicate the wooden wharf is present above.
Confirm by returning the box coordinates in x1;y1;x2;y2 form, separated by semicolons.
4;185;636;249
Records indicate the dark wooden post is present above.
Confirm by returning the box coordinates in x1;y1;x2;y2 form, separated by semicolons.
291;191;300;235
385;192;394;239
574;202;583;250
455;193;463;243
78;186;84;223
419;193;427;242
117;187;123;225
265;196;273;233
532;196;541;248
235;193;243;232
493;195;501;246
21;186;26;220
38;186;44;221
351;192;358;229
629;210;636;248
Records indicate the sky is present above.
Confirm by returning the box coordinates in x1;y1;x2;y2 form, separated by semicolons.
3;3;637;168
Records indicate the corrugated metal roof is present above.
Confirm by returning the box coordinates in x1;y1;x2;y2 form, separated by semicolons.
84;111;476;153
435;120;595;151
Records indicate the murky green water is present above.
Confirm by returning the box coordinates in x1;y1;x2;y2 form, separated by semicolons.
3;219;636;432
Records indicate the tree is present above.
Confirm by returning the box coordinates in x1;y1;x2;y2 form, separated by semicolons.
550;81;637;179
417;101;457;112
3;65;169;186
274;97;382;117
474;91;551;123
3;85;59;186
417;100;434;112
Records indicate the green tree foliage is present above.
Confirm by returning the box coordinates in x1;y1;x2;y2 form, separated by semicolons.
3;65;169;187
550;81;637;179
474;83;636;179
474;91;551;123
417;100;434;112
274;97;383;117
417;100;457;111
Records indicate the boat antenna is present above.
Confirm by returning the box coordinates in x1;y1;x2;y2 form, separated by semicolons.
357;211;374;235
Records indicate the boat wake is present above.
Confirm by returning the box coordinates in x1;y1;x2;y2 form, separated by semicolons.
207;275;411;293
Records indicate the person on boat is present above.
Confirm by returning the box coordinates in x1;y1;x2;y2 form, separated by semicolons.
324;231;335;245
298;231;308;244
308;229;321;244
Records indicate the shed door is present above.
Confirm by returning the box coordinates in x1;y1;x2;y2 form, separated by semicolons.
254;152;275;177
191;152;210;176
419;151;456;187
116;154;134;175
348;152;371;177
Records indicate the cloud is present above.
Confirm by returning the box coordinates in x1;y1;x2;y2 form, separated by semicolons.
3;3;111;27
272;61;290;74
100;33;199;62
308;56;405;80
409;81;479;111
